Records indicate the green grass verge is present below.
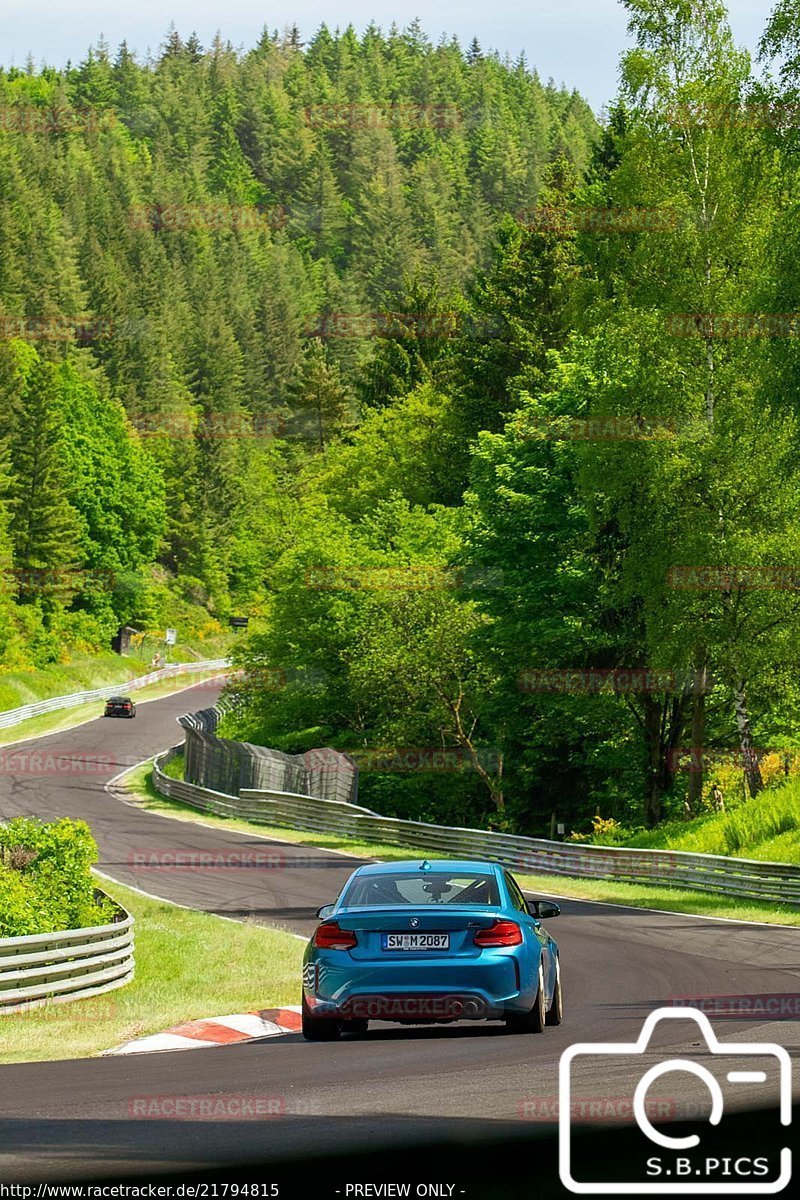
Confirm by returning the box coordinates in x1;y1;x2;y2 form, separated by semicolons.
125;763;800;927
0;877;303;1065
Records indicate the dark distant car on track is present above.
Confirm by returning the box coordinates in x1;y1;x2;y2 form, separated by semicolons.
302;858;562;1041
103;695;136;718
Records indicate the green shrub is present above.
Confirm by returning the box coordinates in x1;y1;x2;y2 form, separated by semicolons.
567;814;630;844
715;787;800;856
0;817;115;937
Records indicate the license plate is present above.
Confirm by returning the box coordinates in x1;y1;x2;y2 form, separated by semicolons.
381;933;450;952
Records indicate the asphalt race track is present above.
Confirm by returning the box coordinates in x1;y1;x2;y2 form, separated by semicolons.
0;683;798;1184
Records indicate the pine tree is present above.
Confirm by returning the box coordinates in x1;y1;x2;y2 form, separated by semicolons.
357;277;455;410
8;361;80;609
161;26;184;60
0;437;19;664
292;145;349;263
449;156;583;449
289;339;352;449
185;33;204;63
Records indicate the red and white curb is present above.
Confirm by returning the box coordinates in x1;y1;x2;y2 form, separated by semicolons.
104;1006;302;1055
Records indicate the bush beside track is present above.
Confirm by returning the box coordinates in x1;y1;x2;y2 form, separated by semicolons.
0;817;113;938
0;877;303;1064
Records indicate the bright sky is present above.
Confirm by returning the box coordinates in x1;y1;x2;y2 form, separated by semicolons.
2;1;775;111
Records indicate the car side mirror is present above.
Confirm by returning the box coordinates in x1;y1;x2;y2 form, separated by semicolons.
315;903;336;919
528;900;561;919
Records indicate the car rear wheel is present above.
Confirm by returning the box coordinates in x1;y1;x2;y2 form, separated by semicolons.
545;957;563;1026
301;996;342;1042
506;963;546;1034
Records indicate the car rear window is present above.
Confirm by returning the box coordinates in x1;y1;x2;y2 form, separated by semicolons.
342;871;499;908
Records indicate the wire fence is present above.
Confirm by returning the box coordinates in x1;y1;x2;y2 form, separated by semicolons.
179;710;359;805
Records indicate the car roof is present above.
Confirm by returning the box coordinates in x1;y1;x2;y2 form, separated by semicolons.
350;859;502;876
108;695;132;701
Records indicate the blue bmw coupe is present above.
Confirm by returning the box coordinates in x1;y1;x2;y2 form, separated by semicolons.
301;858;562;1040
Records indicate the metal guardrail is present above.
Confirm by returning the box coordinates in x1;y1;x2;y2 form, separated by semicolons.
0;895;134;1013
151;744;800;907
0;659;229;732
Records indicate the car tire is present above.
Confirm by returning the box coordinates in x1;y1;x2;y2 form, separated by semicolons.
545;956;563;1026
506;963;546;1034
301;996;342;1042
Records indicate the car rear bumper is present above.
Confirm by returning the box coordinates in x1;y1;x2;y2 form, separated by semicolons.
303;952;530;1019
307;992;500;1021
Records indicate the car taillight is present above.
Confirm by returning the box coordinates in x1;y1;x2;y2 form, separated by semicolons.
313;921;357;950
474;920;523;947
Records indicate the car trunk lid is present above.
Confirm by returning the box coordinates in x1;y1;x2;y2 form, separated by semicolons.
335;906;502;960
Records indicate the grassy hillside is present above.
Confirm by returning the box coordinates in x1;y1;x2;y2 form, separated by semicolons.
582;784;800;864
0;635;230;713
